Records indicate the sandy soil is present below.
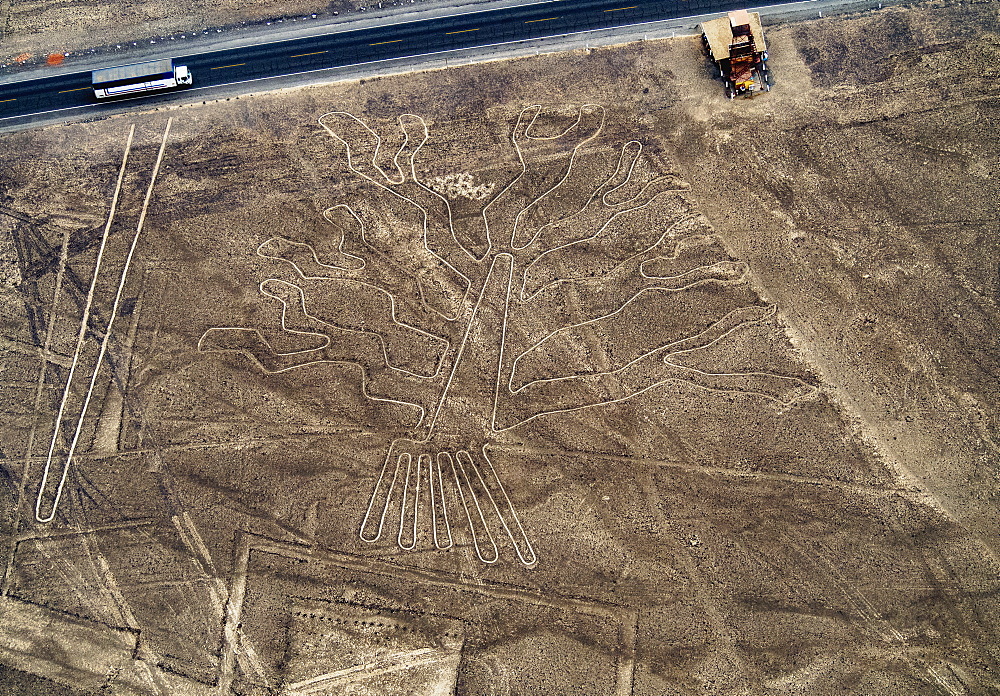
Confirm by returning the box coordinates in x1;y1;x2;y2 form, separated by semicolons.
0;1;999;693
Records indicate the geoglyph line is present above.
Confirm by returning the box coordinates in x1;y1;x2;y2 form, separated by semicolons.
360;442;536;567
428;252;511;435
34;124;136;524
464;446;536;566
199;266;438;419
494;300;810;434
284;647;453;694
318;112;474;320
398;453;420;550
452;450;500;564
226;533;637;696
494;307;816;433
515;141;691;269
217;532;251;695
256;212;451;377
36;119;173;524
505;105;606;251
360;452;403;546
2;224;71;594
256;274;448;380
263;220;365;272
511;138;687;254
520;208;705;303
428;454;454;550
197;326;427;426
510;292;763;396
199;114;478;422
327;113;483;271
338;109;808;563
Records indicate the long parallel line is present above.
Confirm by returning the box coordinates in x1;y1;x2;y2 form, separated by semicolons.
34;124;136;523
36;119;173;523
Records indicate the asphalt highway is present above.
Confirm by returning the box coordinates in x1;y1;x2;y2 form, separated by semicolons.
0;0;770;121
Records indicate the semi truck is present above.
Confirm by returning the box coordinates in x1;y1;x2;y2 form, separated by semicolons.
92;59;192;100
701;10;770;99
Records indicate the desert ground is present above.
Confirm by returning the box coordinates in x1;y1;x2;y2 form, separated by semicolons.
1;1;999;693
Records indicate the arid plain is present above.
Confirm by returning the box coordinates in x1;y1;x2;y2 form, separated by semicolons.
1;1;999;693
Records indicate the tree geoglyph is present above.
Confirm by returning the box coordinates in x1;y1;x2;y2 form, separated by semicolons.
199;105;816;567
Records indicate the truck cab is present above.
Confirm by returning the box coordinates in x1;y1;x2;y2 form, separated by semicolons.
175;65;193;85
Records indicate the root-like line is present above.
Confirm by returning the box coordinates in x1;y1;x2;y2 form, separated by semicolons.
36;119;173;523
429;454;453;550
360;452;404;543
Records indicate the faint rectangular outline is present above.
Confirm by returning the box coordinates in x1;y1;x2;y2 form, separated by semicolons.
0;594;140;689
10;517;229;687
8;519;169;614
217;531;638;695
14;518;159;544
19;489;230;648
4;519;156;660
282;597;466;695
284;646;461;694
